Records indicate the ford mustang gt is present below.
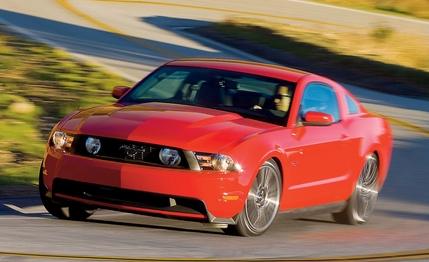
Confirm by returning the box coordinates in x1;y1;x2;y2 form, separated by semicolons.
39;59;392;236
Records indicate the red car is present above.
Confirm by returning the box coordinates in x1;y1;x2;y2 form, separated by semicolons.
40;59;392;236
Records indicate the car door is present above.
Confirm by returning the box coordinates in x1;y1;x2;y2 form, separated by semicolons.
284;82;350;209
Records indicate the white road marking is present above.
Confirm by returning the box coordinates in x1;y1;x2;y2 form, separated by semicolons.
3;204;47;214
288;0;429;25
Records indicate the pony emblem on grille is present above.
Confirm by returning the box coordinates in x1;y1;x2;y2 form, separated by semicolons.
119;144;148;160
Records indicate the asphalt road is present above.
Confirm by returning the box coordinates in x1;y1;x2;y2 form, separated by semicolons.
0;0;428;260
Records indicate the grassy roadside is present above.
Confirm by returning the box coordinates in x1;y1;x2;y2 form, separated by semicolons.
0;25;131;186
313;0;429;20
191;18;429;99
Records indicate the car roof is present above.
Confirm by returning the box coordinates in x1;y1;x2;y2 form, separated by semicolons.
166;58;310;83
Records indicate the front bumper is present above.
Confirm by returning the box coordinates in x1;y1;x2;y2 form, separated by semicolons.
43;149;247;222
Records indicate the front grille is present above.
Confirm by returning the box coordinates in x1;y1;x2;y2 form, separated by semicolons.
72;135;189;169
53;179;207;218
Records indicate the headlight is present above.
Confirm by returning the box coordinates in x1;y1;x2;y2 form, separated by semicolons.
51;131;74;151
195;153;242;172
212;154;234;171
159;148;181;167
85;137;101;155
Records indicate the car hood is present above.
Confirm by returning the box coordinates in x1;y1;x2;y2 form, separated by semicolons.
60;102;280;152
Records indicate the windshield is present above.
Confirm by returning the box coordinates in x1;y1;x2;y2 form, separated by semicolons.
120;65;296;125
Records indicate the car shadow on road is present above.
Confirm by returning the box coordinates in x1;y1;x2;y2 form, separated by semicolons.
0;200;225;235
296;218;337;224
86;217;225;235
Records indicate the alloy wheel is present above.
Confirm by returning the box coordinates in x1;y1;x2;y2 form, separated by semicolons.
353;154;379;222
244;163;281;234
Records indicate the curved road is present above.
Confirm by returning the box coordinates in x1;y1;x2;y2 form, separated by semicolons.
0;0;428;260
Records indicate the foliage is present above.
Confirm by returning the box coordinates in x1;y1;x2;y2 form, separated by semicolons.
0;30;131;185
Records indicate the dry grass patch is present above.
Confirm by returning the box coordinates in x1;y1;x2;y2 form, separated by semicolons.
314;0;429;20
223;18;429;72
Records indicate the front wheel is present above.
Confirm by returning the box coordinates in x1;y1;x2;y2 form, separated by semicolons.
223;159;281;236
333;154;379;225
39;164;95;221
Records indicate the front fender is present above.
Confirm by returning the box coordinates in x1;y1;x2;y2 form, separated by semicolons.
222;131;287;211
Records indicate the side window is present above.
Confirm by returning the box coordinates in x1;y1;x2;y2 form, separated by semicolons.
300;82;340;122
345;94;360;115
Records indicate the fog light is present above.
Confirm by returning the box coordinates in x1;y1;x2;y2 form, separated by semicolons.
159;148;181;166
85;137;101;155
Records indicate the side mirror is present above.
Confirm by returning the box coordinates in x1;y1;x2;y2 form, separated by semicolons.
112;86;131;99
303;111;334;126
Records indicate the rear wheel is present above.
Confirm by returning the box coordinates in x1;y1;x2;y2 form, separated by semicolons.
223;159;281;236
39;164;95;221
333;154;379;225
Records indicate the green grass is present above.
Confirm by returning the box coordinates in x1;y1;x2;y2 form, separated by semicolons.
192;18;429;99
313;0;429;20
0;28;131;185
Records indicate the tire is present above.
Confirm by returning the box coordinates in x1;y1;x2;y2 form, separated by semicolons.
39;164;94;221
223;159;282;236
67;206;95;221
333;154;379;225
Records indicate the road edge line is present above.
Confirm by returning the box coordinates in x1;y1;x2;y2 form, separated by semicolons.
1;249;429;261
